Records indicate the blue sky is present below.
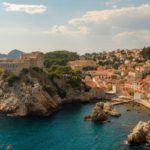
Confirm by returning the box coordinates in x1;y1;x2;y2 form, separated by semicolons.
0;0;150;54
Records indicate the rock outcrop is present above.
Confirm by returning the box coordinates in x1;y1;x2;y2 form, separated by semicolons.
0;74;59;117
127;121;150;145
103;102;121;117
84;102;121;122
0;68;105;117
51;78;105;103
0;69;62;117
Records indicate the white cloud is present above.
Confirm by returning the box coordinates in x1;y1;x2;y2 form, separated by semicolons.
3;2;47;14
68;4;150;28
47;4;150;49
113;30;150;45
47;25;90;36
112;5;118;9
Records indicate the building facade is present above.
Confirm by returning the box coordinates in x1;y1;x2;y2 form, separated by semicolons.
68;60;97;71
0;52;44;75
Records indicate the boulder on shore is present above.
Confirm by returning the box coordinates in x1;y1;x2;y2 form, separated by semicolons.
91;105;108;122
127;121;150;145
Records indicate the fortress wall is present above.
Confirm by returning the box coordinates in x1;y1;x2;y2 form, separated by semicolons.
0;52;44;75
0;62;23;75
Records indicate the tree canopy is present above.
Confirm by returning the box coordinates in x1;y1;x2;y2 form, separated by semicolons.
140;47;150;60
44;50;79;68
47;65;86;90
47;65;81;78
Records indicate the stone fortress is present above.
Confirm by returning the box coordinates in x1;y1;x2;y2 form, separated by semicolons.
0;52;44;75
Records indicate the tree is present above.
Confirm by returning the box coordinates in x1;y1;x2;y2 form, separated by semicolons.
44;50;79;68
140;47;150;60
48;65;81;78
48;65;73;77
47;65;86;90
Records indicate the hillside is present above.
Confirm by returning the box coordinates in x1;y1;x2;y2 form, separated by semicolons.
0;67;100;117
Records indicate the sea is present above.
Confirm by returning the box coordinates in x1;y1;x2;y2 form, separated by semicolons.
0;103;150;150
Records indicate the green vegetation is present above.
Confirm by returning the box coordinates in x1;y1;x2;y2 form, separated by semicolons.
44;50;79;68
3;73;20;87
47;65;74;77
82;66;97;71
141;47;150;60
47;65;88;91
0;68;3;76
32;67;43;73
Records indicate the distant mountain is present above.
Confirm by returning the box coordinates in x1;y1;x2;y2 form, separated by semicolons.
0;49;24;58
0;53;6;58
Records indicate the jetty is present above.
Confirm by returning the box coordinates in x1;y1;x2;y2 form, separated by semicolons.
111;96;150;110
111;96;133;105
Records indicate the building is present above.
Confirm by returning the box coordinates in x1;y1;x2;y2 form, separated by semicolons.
134;76;150;100
68;60;97;70
88;68;119;79
0;52;44;75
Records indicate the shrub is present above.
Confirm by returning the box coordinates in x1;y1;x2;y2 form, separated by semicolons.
32;67;43;73
47;64;87;92
4;74;20;87
44;50;79;68
47;65;76;80
67;76;83;90
140;47;150;60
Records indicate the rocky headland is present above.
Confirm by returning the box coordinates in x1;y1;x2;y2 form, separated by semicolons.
0;68;102;117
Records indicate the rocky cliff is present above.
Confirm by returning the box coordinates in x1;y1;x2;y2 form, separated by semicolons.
127;121;150;145
0;68;102;117
0;71;59;117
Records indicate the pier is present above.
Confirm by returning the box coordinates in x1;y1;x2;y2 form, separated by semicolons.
111;96;133;105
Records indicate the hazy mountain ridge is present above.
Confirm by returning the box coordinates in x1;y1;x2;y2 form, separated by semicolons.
0;49;24;58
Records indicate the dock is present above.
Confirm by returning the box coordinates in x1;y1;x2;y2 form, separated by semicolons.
111;96;133;105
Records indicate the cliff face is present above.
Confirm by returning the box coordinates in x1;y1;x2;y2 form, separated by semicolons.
0;69;103;117
52;78;105;103
0;74;59;117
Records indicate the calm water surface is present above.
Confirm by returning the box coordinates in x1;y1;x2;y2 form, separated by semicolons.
0;103;150;150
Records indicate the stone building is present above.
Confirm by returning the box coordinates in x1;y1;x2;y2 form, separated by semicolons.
68;60;97;71
0;52;44;75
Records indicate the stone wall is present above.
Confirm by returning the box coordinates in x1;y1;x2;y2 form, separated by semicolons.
0;62;23;75
0;52;44;75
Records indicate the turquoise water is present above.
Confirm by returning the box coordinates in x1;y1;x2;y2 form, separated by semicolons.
0;103;150;150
